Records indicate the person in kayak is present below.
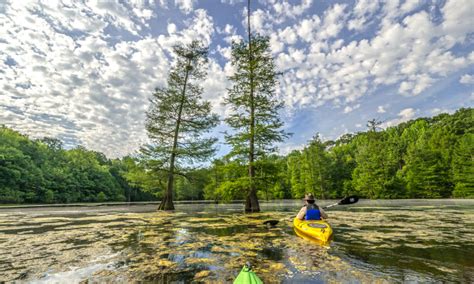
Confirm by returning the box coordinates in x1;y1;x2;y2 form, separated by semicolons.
296;193;328;220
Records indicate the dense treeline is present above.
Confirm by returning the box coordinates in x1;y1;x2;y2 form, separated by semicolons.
0;126;156;204
1;108;472;204
203;108;473;200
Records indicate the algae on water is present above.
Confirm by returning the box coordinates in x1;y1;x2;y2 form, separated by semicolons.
0;201;473;282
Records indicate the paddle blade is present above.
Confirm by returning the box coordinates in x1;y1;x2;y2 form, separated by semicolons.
338;195;359;205
263;220;279;226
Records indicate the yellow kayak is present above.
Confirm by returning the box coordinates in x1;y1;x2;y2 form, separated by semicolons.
293;218;333;245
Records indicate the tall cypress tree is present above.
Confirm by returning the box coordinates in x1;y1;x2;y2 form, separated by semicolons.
144;41;219;210
224;0;288;212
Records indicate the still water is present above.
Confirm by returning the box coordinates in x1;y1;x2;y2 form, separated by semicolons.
0;199;473;283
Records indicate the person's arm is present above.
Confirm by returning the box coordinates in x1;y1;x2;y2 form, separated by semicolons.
296;206;306;220
319;206;328;219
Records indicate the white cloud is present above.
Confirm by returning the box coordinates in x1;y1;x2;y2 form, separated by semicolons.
431;108;454;115
296;15;321;42
167;23;177;34
271;0;313;21
175;0;196;14
317;4;347;42
399;108;416;118
348;0;379;31
343;104;360;113
275;0;474;111
85;1;144;35
244;0;314;35
382;108;417;128
278;141;305;155
223;24;235;34
278;26;298;45
1;0;473;158
460;74;474;84
399;0;423;15
248;8;271;34
0;3;215;157
441;0;474;41
202;59;230;116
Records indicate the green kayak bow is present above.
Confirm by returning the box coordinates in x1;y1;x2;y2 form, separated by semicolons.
233;264;263;284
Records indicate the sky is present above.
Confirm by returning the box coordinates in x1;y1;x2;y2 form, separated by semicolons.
0;0;473;158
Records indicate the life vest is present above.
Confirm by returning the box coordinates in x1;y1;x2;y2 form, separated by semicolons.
305;203;321;220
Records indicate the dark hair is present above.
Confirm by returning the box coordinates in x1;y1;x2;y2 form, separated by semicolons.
307;200;315;204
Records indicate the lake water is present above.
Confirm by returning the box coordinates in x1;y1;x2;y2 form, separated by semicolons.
1;199;473;283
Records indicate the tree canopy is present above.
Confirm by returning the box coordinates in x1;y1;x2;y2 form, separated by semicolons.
143;40;219;210
1;108;472;204
0;126;156;204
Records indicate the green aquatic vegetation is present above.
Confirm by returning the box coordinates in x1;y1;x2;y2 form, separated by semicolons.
1;203;473;282
193;269;212;279
185;257;216;265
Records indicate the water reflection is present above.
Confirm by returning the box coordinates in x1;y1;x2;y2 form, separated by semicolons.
0;200;473;283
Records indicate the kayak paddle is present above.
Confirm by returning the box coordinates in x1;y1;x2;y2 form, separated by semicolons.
263;195;359;226
322;195;359;209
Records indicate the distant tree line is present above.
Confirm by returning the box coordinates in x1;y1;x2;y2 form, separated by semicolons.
203;108;473;200
0;108;472;204
0;126;156;204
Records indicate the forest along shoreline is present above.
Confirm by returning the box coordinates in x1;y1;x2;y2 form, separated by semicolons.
1;198;472;210
0;200;238;209
1;108;473;206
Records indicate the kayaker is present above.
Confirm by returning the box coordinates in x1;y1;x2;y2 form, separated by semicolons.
296;193;328;220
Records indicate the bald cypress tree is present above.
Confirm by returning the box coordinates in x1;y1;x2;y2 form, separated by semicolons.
224;0;288;212
144;41;219;210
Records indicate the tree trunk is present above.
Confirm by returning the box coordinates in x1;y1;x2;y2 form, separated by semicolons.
158;58;191;211
159;153;176;210
245;0;260;213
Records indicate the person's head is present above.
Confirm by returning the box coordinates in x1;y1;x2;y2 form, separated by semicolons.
304;193;315;204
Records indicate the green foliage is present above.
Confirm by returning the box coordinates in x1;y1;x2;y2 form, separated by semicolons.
452;134;474;197
208;108;473;200
352;130;403;199
0;126;156;204
1;107;472;203
121;156;164;198
44;190;54;203
224;35;287;159
328;139;356;197
174;168;210;200
203;158;248;201
97;191;107;202
287;151;305;199
143;40;219;210
303;136;332;199
215;179;249;202
203;155;291;202
0;136;44;203
224;34;289;211
403;129;453;198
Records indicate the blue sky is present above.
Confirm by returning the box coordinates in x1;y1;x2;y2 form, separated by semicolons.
0;0;473;158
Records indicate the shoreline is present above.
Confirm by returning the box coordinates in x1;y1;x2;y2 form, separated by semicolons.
0;198;473;210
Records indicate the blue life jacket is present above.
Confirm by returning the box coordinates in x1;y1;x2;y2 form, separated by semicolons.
305;204;321;220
